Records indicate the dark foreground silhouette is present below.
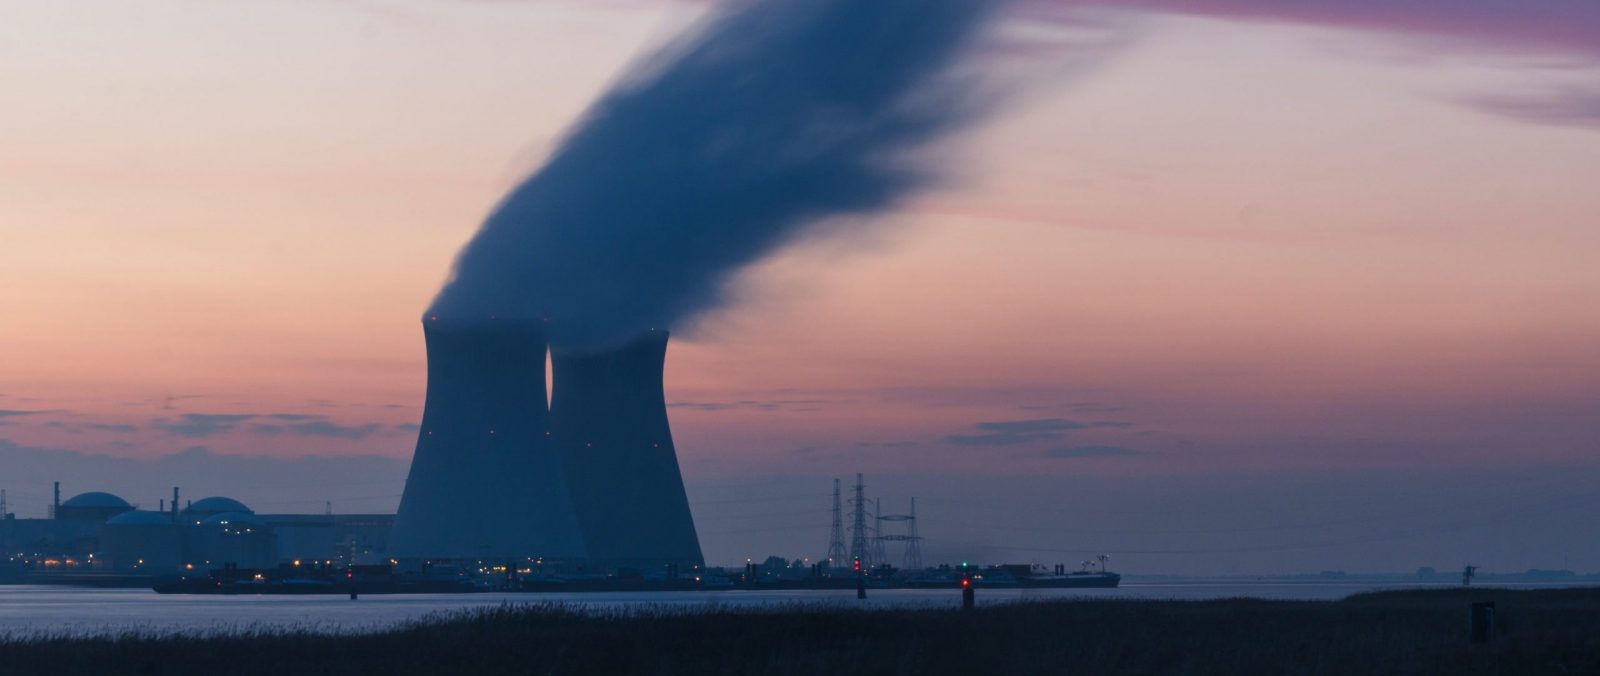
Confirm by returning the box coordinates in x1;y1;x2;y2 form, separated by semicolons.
4;588;1597;675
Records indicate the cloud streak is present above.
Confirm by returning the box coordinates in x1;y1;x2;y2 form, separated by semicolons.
148;413;401;440
945;418;1133;447
1463;87;1600;129
0;410;49;425
666;399;827;412
1062;1;1600;131
148;414;256;438
1044;445;1142;459
1081;0;1600;57
251;420;386;440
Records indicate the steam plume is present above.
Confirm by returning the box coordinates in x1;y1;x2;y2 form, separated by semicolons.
430;0;1010;349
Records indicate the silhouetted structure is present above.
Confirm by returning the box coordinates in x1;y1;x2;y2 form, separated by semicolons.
876;497;922;571
551;330;703;570
390;318;586;560
849;474;869;569
826;478;847;568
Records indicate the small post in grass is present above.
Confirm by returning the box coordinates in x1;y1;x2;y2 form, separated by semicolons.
1469;601;1495;644
959;561;974;610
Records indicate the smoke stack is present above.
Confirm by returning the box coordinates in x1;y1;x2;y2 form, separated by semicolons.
52;481;60;520
551;330;703;569
390;317;586;559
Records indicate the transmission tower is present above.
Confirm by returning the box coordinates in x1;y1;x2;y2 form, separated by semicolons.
869;498;888;568
848;474;869;568
826;478;847;569
905;497;922;571
875;497;924;571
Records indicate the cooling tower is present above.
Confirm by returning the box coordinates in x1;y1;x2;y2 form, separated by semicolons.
551;330;704;570
390;317;587;560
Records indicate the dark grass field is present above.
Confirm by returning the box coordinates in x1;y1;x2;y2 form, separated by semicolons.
3;587;1598;675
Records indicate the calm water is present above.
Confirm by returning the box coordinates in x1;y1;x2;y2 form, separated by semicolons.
0;582;1575;637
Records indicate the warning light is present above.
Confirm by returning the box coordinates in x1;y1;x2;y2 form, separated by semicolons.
961;578;971;589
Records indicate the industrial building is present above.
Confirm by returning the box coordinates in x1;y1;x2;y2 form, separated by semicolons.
550;330;702;571
0;484;392;577
5;319;705;578
391;318;703;572
389;317;587;561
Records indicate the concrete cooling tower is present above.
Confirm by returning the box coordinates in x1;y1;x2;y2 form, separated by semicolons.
390;318;587;560
391;321;702;571
551;330;704;570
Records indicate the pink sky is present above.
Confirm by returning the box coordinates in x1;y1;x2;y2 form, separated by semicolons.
1;0;1597;571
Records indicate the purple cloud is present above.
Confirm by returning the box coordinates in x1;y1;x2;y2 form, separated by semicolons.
148;414;255;438
1072;0;1600;57
1463;87;1600;129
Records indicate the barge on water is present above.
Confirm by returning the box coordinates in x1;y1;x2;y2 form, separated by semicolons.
979;564;1120;588
152;563;478;595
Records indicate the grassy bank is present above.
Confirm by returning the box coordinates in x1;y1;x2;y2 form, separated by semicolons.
4;588;1598;675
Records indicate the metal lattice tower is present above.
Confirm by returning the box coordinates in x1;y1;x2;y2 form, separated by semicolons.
876;497;924;571
826;478;847;568
869;499;888;568
905;497;922;571
848;474;869;568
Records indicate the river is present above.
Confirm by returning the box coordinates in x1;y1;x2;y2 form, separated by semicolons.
0;581;1581;637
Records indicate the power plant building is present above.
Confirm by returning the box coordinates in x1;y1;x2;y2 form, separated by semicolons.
1;488;394;578
3;319;707;577
389;318;587;561
391;318;703;571
552;331;702;570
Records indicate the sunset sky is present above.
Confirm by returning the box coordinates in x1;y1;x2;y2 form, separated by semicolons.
2;0;1597;572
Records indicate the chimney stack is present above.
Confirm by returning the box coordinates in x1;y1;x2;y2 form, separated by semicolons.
551;330;703;570
390;317;586;559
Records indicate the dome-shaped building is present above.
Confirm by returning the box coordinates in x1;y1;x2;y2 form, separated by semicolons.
106;510;172;526
184;496;252;519
57;491;135;522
